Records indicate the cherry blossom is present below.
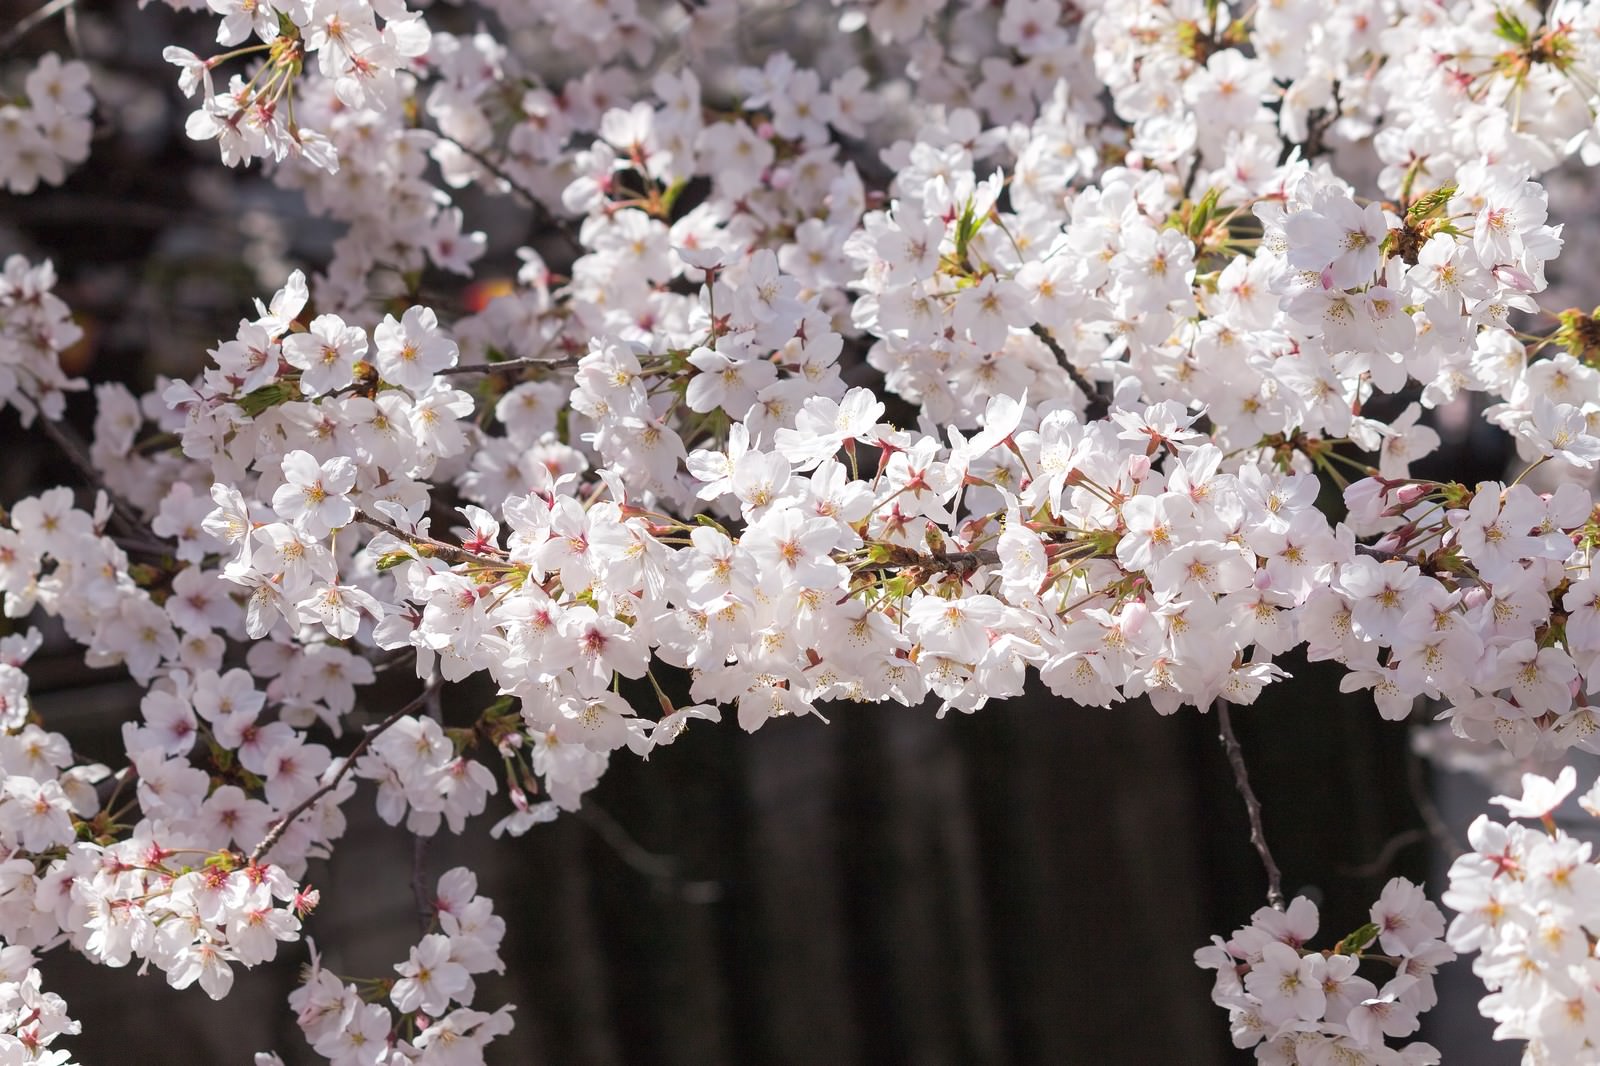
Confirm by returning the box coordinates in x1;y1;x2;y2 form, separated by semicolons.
12;0;1600;1059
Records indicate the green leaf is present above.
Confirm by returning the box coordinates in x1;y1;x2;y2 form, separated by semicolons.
1493;9;1530;46
1335;922;1380;955
238;381;292;416
660;178;688;218
693;513;730;534
1187;186;1221;240
1407;182;1457;221
954;198;985;267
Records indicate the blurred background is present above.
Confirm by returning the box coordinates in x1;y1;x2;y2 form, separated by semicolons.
1;0;1580;1062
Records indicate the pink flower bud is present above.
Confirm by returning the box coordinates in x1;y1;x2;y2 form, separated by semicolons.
1395;483;1430;506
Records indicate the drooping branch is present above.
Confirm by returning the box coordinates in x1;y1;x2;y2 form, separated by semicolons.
1214;697;1285;911
576;804;722;904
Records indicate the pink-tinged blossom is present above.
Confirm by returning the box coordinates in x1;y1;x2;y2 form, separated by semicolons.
373;306;458;391
271;451;357;539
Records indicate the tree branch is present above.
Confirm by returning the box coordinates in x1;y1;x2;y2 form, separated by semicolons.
434;134;583;252
1215;698;1285;910
352;509;514;569
36;415;161;542
0;0;77;54
435;354;582;377
248;676;439;865
1029;324;1110;421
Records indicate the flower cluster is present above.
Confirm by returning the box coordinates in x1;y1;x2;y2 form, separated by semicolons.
13;0;1600;1060
1197;878;1452;1063
162;0;428;173
279;868;512;1066
0;54;92;196
0;255;85;426
1443;767;1600;1061
0;950;80;1066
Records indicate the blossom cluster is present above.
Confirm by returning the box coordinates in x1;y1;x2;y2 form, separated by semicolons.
0;255;84;426
273;868;513;1066
0;949;79;1066
1442;767;1600;1062
0;54;92;196
1197;878;1452;1063
10;0;1600;1060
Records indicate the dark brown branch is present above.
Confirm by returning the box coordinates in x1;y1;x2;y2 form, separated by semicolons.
1029;323;1110;421
37;415;161;542
1215;698;1285;910
853;543;1002;577
352;509;513;569
1353;544;1416;564
112;535;178;558
248;675;439;865
435;134;583;252
1352;543;1481;586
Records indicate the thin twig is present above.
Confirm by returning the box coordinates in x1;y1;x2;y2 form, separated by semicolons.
1352;543;1482;586
249;675;439;865
1215;698;1285;910
1029;324;1110;421
112;536;178;558
352;509;514;569
1341;828;1428;879
61;0;80;55
576;804;722;903
0;0;77;54
434;134;583;251
435;354;582;377
411;678;444;932
36;415;160;541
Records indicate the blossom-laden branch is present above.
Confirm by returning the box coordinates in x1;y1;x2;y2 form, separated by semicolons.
10;0;1600;1061
249;675;440;865
351;508;516;569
